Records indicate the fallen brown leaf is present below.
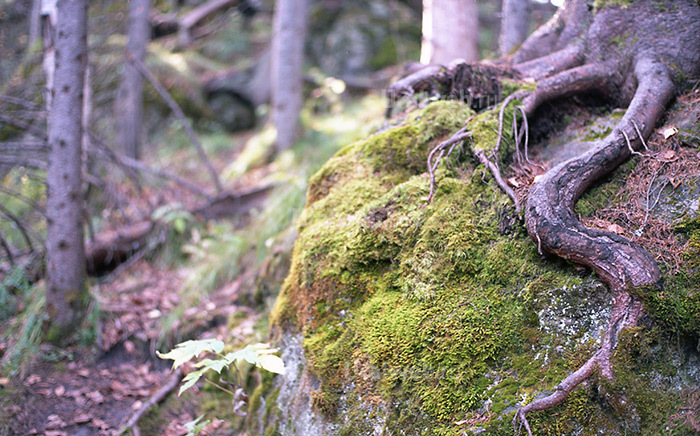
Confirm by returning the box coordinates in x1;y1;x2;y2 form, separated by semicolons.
658;149;677;162
25;374;41;385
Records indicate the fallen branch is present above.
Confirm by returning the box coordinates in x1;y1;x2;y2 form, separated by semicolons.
85;184;274;275
178;0;242;47
0;113;47;141
89;131;211;200
121;367;184;436
125;51;223;194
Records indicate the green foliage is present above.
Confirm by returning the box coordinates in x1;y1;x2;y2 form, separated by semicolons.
158;340;285;396
184;415;210;436
0;274;46;377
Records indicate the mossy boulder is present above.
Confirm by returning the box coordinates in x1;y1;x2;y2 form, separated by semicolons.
254;100;700;436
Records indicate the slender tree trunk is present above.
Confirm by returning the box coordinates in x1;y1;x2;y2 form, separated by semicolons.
45;0;88;339
41;0;57;107
500;0;530;55
116;0;151;160
270;0;309;152
420;0;479;65
28;0;43;51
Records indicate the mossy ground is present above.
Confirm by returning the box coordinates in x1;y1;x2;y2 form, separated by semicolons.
267;97;700;435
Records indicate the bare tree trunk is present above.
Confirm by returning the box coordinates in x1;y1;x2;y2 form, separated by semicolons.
41;0;57;107
420;0;479;64
270;0;309;152
116;0;151;160
45;0;88;339
28;0;43;51
499;0;530;55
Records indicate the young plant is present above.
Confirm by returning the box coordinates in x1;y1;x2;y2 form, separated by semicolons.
157;339;285;396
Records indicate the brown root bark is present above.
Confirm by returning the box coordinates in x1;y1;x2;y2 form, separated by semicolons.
510;56;675;433
385;0;700;432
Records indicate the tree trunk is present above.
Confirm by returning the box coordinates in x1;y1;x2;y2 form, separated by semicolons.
28;0;42;52
420;0;479;64
45;0;88;340
116;0;151;160
270;0;309;152
41;0;57;107
499;0;530;55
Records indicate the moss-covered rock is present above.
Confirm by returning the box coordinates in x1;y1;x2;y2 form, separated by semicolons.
258;99;700;436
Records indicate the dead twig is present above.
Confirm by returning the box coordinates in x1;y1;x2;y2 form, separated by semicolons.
0;113;47;141
88;131;211;200
426;116;475;203
475;149;520;212
125;51;223;194
121;367;184;436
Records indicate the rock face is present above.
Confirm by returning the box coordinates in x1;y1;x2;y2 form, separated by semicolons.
254;99;700;435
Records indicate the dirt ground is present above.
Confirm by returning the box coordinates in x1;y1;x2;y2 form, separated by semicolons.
0;260;256;436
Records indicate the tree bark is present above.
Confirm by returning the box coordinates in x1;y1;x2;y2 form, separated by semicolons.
420;0;479;65
45;0;88;339
116;0;151;160
499;0;530;55
41;0;57;108
270;0;309;152
28;0;43;52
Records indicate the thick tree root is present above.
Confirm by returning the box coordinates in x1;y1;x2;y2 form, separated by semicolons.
396;56;676;435
516;57;674;431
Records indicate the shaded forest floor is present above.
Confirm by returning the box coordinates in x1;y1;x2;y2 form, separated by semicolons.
2;252;257;436
0;90;387;435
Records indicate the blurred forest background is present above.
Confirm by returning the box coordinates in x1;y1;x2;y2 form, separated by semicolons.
0;0;559;434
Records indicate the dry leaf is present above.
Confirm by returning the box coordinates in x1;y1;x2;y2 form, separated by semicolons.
86;390;105;404
25;374;41;385
0;377;9;386
608;223;625;234
658;149;677;162
662;127;678;139
73;413;91;424
91;418;110;430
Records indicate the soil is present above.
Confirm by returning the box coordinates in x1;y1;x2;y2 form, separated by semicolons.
0;259;257;436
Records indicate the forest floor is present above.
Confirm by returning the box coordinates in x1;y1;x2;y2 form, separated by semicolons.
1;257;254;436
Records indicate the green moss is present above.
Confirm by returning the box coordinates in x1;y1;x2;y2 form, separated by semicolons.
270;99;609;434
266;88;700;434
583;125;613;141
575;159;636;217
594;0;635;11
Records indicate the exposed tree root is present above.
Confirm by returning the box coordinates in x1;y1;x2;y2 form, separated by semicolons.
389;1;699;430
121;367;184;436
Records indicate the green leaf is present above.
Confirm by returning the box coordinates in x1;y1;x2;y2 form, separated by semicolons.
224;343;285;374
174;217;186;234
258;354;286;375
179;367;207;395
157;339;225;369
195;358;228;373
184;415;210;436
